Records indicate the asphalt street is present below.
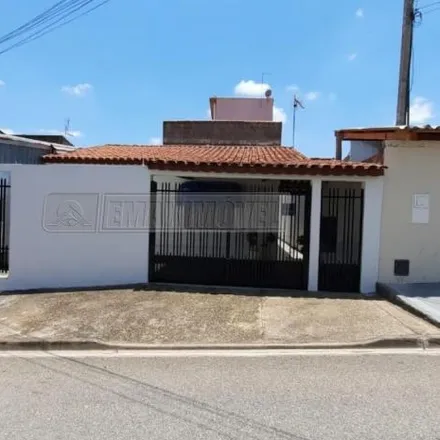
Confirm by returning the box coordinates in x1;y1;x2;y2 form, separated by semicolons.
1;350;440;440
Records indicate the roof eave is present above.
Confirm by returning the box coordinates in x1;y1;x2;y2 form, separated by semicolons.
335;127;440;142
43;156;384;176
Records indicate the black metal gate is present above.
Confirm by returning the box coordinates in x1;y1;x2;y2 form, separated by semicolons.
318;182;364;292
149;180;311;290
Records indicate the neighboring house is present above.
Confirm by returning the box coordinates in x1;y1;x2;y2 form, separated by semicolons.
0;133;76;164
0;133;76;275
336;126;440;285
13;134;74;146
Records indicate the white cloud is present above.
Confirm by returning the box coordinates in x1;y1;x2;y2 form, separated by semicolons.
39;128;83;138
0;80;5;87
0;128;13;134
348;53;358;61
61;83;93;97
273;106;287;123
234;80;271;97
409;97;434;125
329;92;337;101
149;137;162;145
206;108;212;119
305;91;320;101
286;84;299;93
356;8;364;18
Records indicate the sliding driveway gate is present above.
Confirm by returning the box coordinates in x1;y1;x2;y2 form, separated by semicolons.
149;180;312;289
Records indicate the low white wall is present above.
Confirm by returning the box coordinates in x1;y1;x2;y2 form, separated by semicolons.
360;177;383;293
0;164;150;291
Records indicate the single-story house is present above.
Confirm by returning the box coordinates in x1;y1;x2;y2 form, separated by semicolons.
0;132;75;164
31;119;384;294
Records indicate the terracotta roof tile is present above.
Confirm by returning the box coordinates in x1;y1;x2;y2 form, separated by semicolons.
43;144;385;176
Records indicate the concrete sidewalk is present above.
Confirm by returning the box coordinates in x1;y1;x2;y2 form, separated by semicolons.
0;287;439;348
378;282;440;326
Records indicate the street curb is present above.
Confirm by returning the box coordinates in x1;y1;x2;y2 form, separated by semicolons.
0;336;439;351
376;282;440;329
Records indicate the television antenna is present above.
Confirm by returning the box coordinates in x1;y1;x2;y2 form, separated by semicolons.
292;95;305;147
64;118;73;137
261;72;271;106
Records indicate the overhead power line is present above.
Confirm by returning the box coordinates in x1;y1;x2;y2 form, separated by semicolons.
417;1;440;14
418;1;440;9
0;0;110;56
422;6;440;13
0;0;83;46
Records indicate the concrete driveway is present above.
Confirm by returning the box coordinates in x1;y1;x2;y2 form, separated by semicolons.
0;287;439;347
379;282;440;326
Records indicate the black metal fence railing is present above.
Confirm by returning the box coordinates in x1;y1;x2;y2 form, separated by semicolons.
150;180;312;290
318;183;364;293
0;178;10;274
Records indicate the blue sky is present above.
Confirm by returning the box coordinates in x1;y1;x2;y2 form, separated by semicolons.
0;0;439;157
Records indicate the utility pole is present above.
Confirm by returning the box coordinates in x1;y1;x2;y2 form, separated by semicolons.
396;0;415;126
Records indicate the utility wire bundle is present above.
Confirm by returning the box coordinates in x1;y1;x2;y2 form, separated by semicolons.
0;0;110;56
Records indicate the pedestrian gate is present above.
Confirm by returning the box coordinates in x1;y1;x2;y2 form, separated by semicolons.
318;182;364;292
149;180;312;290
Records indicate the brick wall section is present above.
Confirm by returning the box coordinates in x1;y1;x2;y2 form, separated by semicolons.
163;121;282;146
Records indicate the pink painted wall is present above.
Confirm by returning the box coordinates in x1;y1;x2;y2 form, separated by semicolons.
211;98;273;121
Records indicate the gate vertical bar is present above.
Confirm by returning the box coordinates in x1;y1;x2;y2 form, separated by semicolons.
357;188;365;292
0;179;4;272
164;182;170;257
302;181;312;290
172;182;177;257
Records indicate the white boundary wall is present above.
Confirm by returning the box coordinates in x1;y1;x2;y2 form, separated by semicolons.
0;164;383;294
0;164;150;291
